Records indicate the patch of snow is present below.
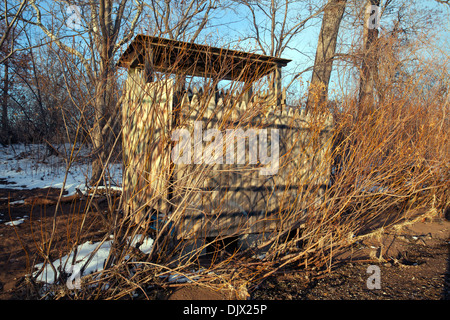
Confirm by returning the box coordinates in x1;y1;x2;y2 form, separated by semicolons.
130;234;154;254
33;234;153;285
0;143;122;196
167;274;192;283
252;253;266;260
34;240;113;285
8;200;24;205
164;268;208;284
5;218;25;226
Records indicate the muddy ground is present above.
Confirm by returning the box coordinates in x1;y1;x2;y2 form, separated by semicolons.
251;219;450;300
0;187;110;299
1;187;449;300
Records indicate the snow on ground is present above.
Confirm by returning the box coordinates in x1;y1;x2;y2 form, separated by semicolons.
34;235;154;285
4;218;25;226
32;234;200;287
0;143;138;285
0;143;122;195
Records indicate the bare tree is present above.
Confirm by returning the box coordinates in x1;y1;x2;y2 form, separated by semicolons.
28;0;144;185
235;0;324;58
1;18;33;145
146;0;223;42
0;0;28;64
352;0;443;118
357;0;380;119
1;0;29;145
1;44;11;145
306;0;347;112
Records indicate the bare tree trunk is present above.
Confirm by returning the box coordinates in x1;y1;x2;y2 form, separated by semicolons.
29;0;143;186
1;58;10;145
89;23;119;186
90;89;109;185
358;0;380;119
90;60;111;185
306;0;347;113
0;0;28;65
90;60;119;186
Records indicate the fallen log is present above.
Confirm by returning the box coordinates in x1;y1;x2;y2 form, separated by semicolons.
24;193;81;206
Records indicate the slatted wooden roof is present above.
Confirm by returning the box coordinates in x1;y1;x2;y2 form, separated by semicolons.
117;35;291;82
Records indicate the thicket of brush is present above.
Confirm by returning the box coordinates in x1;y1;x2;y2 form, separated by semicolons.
18;42;449;300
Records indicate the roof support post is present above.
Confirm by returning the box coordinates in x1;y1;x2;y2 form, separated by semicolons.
274;64;282;109
243;82;253;105
143;46;154;83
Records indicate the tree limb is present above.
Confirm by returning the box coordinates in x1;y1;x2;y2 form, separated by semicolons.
28;0;92;78
0;0;28;52
114;0;143;51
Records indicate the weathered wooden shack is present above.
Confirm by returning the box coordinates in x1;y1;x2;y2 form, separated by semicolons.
118;35;333;241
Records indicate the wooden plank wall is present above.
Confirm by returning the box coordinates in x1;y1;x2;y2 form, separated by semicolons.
122;74;333;238
173;88;333;239
122;72;173;224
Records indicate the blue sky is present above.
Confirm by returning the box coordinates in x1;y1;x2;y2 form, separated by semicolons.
20;0;449;102
204;0;449;100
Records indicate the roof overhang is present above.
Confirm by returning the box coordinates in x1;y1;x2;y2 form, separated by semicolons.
117;35;291;82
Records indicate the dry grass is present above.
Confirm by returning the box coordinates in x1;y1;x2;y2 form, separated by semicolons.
17;39;449;300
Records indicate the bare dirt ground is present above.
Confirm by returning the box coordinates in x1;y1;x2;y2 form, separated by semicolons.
251;218;450;300
0;187;109;299
1;187;449;300
167;216;450;301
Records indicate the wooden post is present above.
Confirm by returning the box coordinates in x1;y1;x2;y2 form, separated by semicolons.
168;76;185;218
127;67;140;82
143;46;154;83
243;82;253;105
214;83;219;104
274;64;282;109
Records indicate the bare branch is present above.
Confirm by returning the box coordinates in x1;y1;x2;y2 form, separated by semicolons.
114;0;144;51
28;0;92;77
0;0;28;52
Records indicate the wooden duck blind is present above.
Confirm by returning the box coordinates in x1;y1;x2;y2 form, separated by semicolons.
119;35;333;240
